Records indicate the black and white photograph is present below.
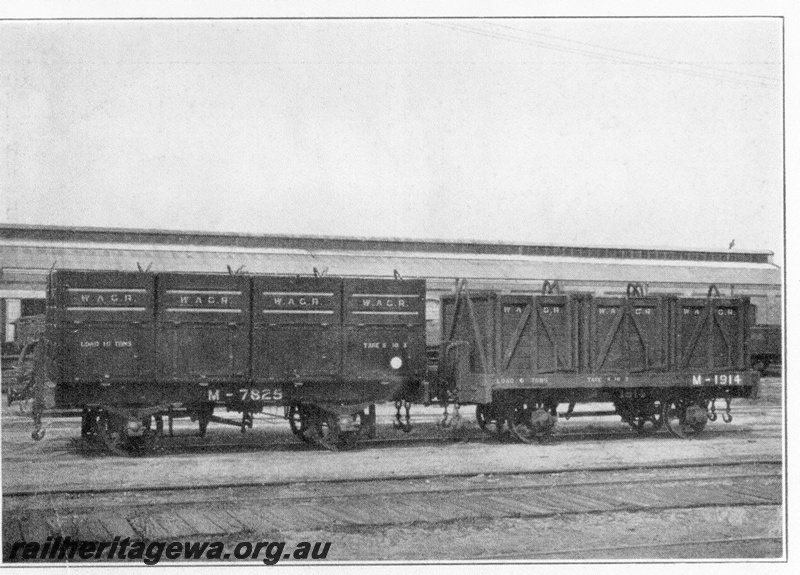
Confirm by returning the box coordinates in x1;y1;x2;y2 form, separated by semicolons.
0;1;790;569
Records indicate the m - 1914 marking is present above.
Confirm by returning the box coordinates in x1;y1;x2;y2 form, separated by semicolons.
693;374;743;386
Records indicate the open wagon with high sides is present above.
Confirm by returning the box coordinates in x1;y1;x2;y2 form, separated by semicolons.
27;269;427;453
435;281;759;442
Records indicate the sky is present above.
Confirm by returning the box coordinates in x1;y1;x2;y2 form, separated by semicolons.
0;15;784;259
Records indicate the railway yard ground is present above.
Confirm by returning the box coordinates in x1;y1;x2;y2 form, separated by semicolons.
1;377;784;563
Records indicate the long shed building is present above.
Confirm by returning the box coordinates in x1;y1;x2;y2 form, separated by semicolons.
0;224;782;350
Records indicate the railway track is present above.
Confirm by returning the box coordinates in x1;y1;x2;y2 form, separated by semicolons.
3;461;783;561
3;457;783;498
482;535;784;560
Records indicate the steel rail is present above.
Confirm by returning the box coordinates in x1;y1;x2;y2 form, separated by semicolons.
477;536;784;560
4;459;782;499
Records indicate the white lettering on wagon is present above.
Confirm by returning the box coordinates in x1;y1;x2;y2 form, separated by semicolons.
360;298;407;308
503;306;524;314
179;295;230;305
80;340;132;348
351;293;421;313
271;297;320;306
496;377;549;384
79;294;134;303
363;342;407;349
693;374;743;386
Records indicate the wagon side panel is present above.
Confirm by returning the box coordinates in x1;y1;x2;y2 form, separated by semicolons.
251;276;343;384
342;278;426;383
155;273;251;384
51;270;155;407
589;296;665;373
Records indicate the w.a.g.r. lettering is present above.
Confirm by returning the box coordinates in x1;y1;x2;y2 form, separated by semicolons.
164;290;243;311
67;289;146;308
360;297;407;308
261;291;336;314
349;293;421;316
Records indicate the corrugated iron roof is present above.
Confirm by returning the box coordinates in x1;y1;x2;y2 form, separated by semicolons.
0;243;781;286
0;223;775;264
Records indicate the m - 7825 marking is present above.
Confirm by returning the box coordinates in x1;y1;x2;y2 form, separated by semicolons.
206;389;283;402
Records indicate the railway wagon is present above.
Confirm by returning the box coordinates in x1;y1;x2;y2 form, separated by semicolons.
435;282;759;442
33;270;426;451
2;314;44;400
27;272;759;452
749;324;781;376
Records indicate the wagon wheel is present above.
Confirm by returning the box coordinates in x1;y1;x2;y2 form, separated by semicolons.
288;404;310;442
119;434;152;456
507;404;557;444
81;408;103;440
613;400;634;425
306;409;341;451
475;403;505;436
133;417;162;455
196;403;214;438
337;411;369;450
614;399;664;434
662;397;707;439
630;404;664;434
99;411;131;456
507;407;535;444
752;359;769;377
338;430;360;450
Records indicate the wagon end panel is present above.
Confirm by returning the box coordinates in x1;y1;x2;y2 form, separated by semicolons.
342;278;426;383
251;276;343;384
749;322;781;374
155;273;251;384
51;270;155;407
437;290;496;403
441;290;496;373
590;296;666;373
